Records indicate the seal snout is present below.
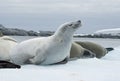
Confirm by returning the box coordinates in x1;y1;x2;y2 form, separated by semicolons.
76;20;81;25
73;20;81;28
77;20;81;23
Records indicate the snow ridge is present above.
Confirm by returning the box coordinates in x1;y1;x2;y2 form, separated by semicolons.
95;28;120;35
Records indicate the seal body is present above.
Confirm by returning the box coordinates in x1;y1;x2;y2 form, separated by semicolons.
70;42;95;59
70;42;84;58
0;36;17;61
75;41;107;58
10;20;81;65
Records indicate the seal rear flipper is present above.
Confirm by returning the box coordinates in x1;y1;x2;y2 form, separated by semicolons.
0;60;21;69
106;47;114;52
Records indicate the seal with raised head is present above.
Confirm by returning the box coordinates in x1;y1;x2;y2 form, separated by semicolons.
10;20;82;65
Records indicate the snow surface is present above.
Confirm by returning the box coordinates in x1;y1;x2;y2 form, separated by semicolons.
0;46;120;81
0;36;120;81
94;28;120;35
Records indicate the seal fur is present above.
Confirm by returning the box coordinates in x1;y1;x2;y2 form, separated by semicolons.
75;41;107;58
10;20;82;65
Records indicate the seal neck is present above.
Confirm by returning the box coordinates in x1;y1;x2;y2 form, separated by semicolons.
53;29;74;43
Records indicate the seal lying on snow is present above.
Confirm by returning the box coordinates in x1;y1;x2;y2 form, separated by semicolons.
10;20;82;65
0;36;17;61
0;36;20;68
70;42;95;59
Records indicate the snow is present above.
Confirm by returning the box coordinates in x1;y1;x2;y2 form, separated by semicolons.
102;46;120;61
94;28;120;35
0;46;120;81
0;36;120;81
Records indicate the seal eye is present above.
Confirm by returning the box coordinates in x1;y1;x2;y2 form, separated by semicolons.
68;24;72;26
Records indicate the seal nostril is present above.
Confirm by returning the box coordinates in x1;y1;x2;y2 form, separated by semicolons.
77;20;81;23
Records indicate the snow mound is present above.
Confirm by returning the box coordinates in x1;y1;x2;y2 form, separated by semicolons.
0;46;120;81
94;28;120;35
102;46;120;61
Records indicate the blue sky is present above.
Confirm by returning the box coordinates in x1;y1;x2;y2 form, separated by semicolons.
0;0;120;34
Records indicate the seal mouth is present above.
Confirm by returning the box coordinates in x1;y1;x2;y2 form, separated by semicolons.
77;20;81;23
73;20;82;29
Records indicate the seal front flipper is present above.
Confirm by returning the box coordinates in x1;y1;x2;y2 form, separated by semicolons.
29;54;45;65
57;57;68;64
51;57;68;65
0;60;21;69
